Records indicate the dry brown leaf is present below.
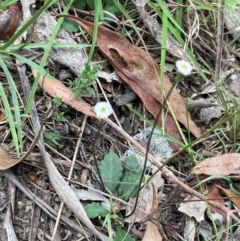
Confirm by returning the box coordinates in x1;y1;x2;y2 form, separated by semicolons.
0;146;19;170
191;153;240;176
206;184;226;219
0;110;6;121
58;15;201;149
0;4;21;40
142;184;162;241
0;134;41;170
112;201;121;214
0;109;48;170
125;183;153;223
216;185;240;209
178;195;206;222
31;69;95;117
142;214;162;240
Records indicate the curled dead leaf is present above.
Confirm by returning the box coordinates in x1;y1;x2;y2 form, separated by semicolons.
216;185;240;209
0;146;19;170
0;4;21;40
112;201;121;214
206;184;226;219
0;111;48;170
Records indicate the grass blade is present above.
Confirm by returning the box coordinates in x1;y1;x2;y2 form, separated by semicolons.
11;53;54;79
24;0;75;117
0;83;20;155
3;43;91;51
0;0;18;9
148;0;208;81
0;58;22;155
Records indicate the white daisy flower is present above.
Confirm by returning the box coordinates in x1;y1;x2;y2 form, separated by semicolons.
94;102;113;119
176;59;193;76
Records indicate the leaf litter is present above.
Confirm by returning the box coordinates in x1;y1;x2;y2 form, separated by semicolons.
1;1;240;240
142;184;162;241
191;153;240;176
0;4;21;40
58;15;201;149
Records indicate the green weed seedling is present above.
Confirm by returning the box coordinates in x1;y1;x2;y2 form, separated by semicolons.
53;111;65;122
52;96;66;122
98;152;143;201
53;96;63;108
85;201;135;241
43;129;71;148
43;132;61;147
85;202;134;241
85;152;142;240
70;62;99;98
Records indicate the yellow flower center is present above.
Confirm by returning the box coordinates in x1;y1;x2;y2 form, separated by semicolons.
100;107;106;113
181;64;187;69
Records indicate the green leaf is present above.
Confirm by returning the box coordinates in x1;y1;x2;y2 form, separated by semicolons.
99;152;123;193
53;111;65;122
43;132;60;147
86;87;95;95
227;0;239;7
73;0;86;9
53;96;62;107
86;0;95;9
118;155;142;201
114;226;135;241
80;77;88;85
62;19;79;33
104;1;119;14
85;203;108;218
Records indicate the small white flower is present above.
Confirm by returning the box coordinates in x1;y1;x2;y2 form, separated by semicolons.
94;102;113;119
176;59;193;76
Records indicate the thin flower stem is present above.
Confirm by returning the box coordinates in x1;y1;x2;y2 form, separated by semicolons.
92;119;107;192
124;80;180;218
